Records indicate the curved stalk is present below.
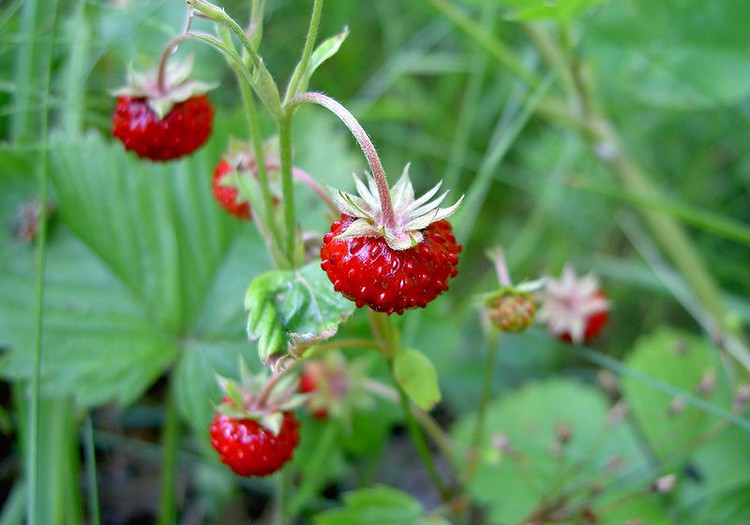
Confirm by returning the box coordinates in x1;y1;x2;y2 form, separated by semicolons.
287;92;397;232
156;10;194;94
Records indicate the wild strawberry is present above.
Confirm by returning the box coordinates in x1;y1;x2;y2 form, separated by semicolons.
209;368;305;477
210;407;300;477
486;291;537;333
299;369;329;420
320;166;462;315
536;265;610;344
111;56;216;161
212;160;252;220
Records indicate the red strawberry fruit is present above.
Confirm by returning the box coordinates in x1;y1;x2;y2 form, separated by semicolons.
212;160;252;219
210;408;300;477
321;166;462;315
113;95;213;161
111;56;216;161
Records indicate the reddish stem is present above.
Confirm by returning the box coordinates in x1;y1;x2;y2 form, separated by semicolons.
156;11;194;94
287;92;397;232
265;161;337;213
492;247;512;287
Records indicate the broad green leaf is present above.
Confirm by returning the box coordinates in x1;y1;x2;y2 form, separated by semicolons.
452;379;652;524
312;486;449;525
584;0;750;109
393;347;441;411
0;127;262;407
621;329;731;466
245;261;354;362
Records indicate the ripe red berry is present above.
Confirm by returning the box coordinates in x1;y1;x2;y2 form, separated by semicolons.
299;370;328;420
537;265;610;344
559;291;609;343
112;95;213;161
209;410;300;477
212;160;252;219
321;214;461;315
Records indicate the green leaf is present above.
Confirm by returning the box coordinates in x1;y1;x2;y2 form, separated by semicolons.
290;27;349;97
312;486;448;525
459;0;605;20
621;329;731;465
452;379;649;524
677;427;750;525
584;0;750;109
393;347;441;411
0;127;263;407
244;261;354;362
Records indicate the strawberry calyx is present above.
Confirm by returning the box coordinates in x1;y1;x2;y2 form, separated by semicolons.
536;265;610;344
329;164;463;251
215;366;305;436
111;55;217;120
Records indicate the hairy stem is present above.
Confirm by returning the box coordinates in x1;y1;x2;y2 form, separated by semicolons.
278;113;298;266
288;423;338;516
285;0;325;101
156;10;194;94
248;0;265;48
463;332;499;485
392;364;453;502
213;25;287;266
371;314;452;502
287;92;396;231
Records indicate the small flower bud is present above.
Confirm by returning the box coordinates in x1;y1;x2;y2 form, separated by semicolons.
490;432;517;457
555;421;572;445
486;290;537;333
13;199;55;243
607;401;627;426
651;473;677;493
695;370;716;396
668;396;686;416
597;370;620;397
733;384;750;412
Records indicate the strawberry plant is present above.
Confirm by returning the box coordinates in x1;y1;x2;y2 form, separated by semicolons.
2;0;750;524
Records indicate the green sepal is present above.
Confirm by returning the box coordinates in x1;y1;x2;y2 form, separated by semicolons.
252;59;282;119
244;261;355;363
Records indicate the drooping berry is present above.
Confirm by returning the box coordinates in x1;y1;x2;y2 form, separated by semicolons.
111;56;216;161
113;95;213;161
321;166;462;315
210;409;300;477
299;369;329;420
212;160;252;219
537;265;610;344
322;215;460;314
